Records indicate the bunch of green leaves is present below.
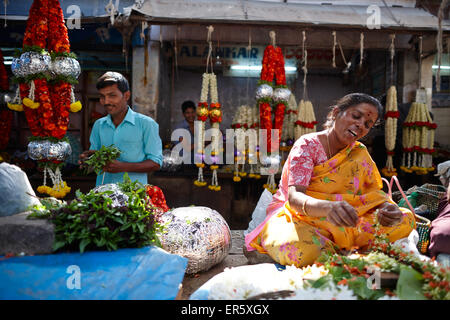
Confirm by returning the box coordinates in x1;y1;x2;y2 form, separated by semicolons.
27;197;66;219
48;178;163;253
82;145;121;175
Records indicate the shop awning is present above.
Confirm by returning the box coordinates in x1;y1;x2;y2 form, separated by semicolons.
130;0;449;32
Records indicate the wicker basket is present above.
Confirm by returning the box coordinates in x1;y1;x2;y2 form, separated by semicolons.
415;214;431;254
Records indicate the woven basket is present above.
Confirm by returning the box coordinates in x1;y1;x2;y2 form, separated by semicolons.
413;184;446;220
415;214;431;254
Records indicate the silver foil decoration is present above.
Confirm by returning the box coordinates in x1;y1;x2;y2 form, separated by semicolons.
28;140;72;162
161;149;181;172
259;154;281;176
272;87;291;104
49;57;81;79
159;206;232;274
14;52;51;77
255;84;273;101
91;183;129;208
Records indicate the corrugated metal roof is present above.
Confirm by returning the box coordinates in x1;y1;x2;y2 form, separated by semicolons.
130;0;449;31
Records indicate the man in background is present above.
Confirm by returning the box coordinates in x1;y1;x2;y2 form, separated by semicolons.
79;71;162;186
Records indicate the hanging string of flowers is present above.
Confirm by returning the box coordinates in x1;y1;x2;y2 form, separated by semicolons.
208;72;221;191
400;37;436;175
194;72;209;188
381;85;399;178
0;49;13;152
9;0;81;198
381;35;399;178
294;31;317;140
256;31;290;194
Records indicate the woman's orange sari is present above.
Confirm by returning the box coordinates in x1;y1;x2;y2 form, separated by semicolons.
248;142;415;267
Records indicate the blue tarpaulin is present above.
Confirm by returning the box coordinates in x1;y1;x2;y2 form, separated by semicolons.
0;246;187;300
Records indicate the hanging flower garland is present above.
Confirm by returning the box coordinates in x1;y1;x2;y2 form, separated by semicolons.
194;72;209;188
400;101;436;175
381;85;399;178
9;0;81;198
0;49;13;151
208;72;221;191
294;100;317;139
294;31;317;140
256;33;290;194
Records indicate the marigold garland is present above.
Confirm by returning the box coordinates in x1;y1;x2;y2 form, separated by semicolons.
258;45;288;154
12;0;82;198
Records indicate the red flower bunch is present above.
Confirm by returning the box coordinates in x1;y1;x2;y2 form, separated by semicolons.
403;121;437;129
197;102;209;122
0;50;9;91
18;0;74;140
0;109;13;150
295;120;318;129
145;185;170;213
209;102;222;123
258;45;288;153
384;111;399;119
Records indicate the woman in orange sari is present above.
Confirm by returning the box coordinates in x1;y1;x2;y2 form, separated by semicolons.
245;93;416;267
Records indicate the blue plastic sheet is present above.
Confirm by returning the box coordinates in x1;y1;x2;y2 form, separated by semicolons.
0;246;187;300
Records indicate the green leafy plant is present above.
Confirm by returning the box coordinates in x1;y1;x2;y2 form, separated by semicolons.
82;145;121;175
46;175;163;253
27;197;66;219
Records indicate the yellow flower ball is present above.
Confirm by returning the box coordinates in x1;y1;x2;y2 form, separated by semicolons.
233;176;241;182
214;186;221;191
23;98;37;108
70;101;82;112
239;172;247;177
196;163;205;168
7;103;23;112
210;165;219;170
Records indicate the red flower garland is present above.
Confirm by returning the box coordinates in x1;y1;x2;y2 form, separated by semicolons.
258;45;288;153
0;110;13;150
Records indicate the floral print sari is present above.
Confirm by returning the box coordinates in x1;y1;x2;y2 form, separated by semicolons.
246;140;415;267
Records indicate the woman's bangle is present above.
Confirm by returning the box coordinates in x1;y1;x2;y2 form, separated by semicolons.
302;198;309;217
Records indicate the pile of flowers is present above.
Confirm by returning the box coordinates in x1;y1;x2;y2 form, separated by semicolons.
145;184;169;213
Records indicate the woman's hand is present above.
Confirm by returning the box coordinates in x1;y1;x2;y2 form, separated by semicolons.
376;202;403;227
325;201;359;227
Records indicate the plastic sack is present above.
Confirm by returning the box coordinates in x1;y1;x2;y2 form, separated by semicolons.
392;230;431;262
0;246;188;300
0;162;40;217
244;189;273;236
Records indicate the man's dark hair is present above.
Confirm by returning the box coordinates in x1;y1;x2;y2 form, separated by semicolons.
182;100;196;113
96;72;130;93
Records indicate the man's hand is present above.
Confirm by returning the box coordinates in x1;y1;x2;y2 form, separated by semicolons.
377;202;403;227
103;160;127;173
78;150;96;165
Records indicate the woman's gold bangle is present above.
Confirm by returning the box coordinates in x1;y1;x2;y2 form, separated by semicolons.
302;198;309;216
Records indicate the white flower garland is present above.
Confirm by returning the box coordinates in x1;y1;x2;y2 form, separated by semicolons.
383;85;398;174
294;99;317;140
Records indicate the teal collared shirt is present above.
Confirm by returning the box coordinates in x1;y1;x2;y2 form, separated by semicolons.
89;107;163;186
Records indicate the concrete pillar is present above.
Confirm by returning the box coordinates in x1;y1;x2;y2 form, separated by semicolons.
132;41;160;120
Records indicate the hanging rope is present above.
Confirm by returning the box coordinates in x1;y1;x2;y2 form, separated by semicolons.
332;31;337;68
302;30;308;101
418;36;423;89
269;30;276;47
435;0;448;92
3;0;8;28
174;26;179;79
359;32;364;67
389;34;396;86
205;25;214;73
338;41;351;72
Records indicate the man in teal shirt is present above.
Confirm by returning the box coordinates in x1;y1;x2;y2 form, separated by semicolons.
79;72;163;186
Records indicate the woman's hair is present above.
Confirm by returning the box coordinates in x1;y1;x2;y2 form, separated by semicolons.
96;71;130;93
323;93;383;129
